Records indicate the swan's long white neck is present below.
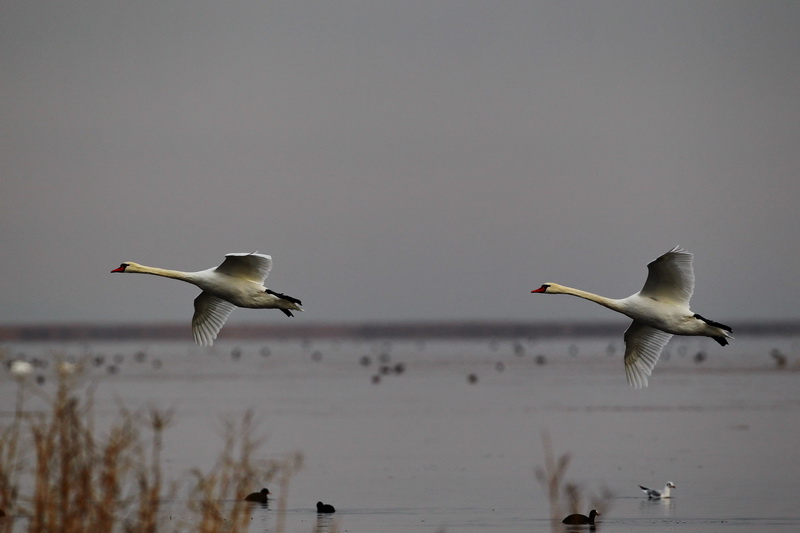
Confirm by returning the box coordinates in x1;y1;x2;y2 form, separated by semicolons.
540;283;624;313
122;263;198;284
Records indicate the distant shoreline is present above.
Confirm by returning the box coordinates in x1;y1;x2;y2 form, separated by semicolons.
1;320;798;342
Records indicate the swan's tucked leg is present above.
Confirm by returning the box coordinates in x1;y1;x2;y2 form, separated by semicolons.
693;313;732;346
265;288;303;306
692;313;733;332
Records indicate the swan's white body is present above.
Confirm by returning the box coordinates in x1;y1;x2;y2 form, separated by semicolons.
111;252;303;346
531;247;732;388
639;481;676;499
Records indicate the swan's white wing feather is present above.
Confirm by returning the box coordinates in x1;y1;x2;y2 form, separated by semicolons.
192;292;236;346
639;246;694;305
624;321;673;388
214;252;273;284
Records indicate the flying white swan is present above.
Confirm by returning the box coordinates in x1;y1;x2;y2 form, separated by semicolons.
531;246;732;388
111;252;303;346
639;481;676;499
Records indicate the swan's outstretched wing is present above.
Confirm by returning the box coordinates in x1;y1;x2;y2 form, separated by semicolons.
624;321;673;388
192;292;236;346
214;252;273;284
639;246;694;305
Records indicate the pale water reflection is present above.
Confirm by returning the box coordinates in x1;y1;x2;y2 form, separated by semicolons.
1;335;799;532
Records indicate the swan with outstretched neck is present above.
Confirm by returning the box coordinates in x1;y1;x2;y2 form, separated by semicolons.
531;246;732;388
111;252;302;346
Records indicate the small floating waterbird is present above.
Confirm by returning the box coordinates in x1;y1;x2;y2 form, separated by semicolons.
639;481;676;499
562;509;600;525
9;360;33;379
531;247;732;387
316;501;336;513
111;252;302;346
244;488;271;503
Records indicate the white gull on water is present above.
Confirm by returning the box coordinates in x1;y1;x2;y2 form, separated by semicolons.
640;481;676;499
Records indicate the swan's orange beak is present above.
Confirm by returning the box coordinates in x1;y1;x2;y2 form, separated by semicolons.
531;286;547;293
111;265;126;273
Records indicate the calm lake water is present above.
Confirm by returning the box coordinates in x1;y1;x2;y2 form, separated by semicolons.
2;333;800;532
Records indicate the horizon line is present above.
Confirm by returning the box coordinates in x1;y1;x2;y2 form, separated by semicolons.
1;319;798;342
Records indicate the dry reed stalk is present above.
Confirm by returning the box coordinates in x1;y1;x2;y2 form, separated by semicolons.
535;432;614;531
25;364;146;533
535;431;571;524
0;372;28;533
272;451;303;533
187;411;302;533
133;408;173;533
1;356;297;533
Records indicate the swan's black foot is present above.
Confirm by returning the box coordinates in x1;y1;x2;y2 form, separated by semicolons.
265;289;303;306
280;309;294;317
694;313;732;333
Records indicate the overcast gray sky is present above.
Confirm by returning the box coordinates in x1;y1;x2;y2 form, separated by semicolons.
2;1;798;328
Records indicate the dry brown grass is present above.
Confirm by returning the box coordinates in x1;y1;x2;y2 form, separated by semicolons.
187;412;303;533
0;359;301;533
535;432;613;531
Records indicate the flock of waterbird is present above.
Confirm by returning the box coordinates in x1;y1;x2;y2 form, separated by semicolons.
242;488;335;515
105;247;728;523
239;483;673;522
241;482;674;521
111;246;732;389
0;248;718;522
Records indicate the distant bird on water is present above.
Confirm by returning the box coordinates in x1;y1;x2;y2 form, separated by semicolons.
244;488;271;503
316;501;336;514
562;509;600;525
111;253;302;346
10;360;33;378
640;481;676;499
531;246;732;388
